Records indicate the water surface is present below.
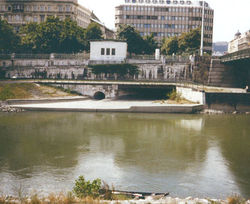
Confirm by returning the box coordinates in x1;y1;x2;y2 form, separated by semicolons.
0;112;249;198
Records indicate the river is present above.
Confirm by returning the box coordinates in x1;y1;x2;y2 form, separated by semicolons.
0;112;249;199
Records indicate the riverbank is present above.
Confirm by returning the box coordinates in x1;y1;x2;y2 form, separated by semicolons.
0;193;249;204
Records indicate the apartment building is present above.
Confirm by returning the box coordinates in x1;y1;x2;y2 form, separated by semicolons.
0;0;114;39
115;0;214;52
228;30;250;53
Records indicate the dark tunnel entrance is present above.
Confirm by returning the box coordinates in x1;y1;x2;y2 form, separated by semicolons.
93;91;105;100
118;85;175;100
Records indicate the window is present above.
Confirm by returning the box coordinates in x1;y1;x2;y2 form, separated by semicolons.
40;15;45;22
101;48;105;55
112;48;116;55
106;48;110;55
58;5;63;12
40;5;45;11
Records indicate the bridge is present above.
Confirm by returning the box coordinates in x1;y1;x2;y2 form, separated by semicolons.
208;48;250;88
220;48;250;64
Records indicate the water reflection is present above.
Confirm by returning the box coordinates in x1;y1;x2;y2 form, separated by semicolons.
0;113;249;198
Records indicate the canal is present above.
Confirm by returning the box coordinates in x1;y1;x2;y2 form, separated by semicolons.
0;112;249;199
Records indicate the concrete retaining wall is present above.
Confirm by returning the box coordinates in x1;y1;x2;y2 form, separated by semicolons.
208;59;238;88
52;84;119;99
205;92;250;112
177;87;205;104
2;59;192;82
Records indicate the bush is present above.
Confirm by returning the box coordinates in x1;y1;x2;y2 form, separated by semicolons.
73;176;101;199
167;90;181;102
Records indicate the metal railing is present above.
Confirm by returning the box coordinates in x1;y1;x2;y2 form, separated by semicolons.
15;53;50;59
221;48;250;62
0;53;90;60
127;54;155;60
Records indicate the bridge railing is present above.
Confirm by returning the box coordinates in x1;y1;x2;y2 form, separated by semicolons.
0;53;90;60
220;48;250;62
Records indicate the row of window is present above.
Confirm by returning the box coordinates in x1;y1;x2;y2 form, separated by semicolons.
123;15;204;21
125;0;209;6
122;5;213;15
134;23;199;29
139;31;212;39
101;48;116;56
0;4;73;12
3;14;71;23
120;15;213;24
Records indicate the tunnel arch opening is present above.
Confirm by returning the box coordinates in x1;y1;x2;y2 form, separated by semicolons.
93;91;105;100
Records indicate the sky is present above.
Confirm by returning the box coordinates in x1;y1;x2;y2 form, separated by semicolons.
79;0;250;42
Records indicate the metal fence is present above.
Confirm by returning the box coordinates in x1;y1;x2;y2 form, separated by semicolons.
220;48;250;62
0;53;90;60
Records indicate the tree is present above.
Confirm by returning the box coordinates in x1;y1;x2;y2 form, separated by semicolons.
85;22;103;51
117;25;144;55
143;34;158;55
161;36;179;55
0;19;19;53
59;18;86;53
85;22;103;40
20;17;86;53
20;22;40;51
178;28;201;54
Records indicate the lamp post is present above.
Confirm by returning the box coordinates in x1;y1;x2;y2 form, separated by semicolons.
200;0;205;56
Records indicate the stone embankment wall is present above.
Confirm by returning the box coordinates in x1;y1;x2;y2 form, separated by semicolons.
205;92;250;112
208;59;236;87
1;58;192;82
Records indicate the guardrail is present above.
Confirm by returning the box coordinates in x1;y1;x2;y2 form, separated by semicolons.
221;48;250;62
0;53;89;60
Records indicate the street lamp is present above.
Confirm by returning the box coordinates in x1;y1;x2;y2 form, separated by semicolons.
200;0;205;56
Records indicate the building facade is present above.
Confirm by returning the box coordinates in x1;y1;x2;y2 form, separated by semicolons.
228;30;250;53
115;0;214;52
0;0;92;32
0;0;115;39
90;41;127;62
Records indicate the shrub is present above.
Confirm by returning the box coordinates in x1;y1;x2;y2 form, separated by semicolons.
167;90;181;102
73;176;101;199
227;194;245;204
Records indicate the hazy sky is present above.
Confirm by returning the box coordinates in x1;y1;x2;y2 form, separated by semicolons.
79;0;250;42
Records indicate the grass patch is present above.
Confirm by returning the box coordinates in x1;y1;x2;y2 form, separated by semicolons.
0;83;79;101
0;83;34;100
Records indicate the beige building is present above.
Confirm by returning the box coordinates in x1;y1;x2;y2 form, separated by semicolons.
115;0;214;52
228;30;250;53
0;0;114;38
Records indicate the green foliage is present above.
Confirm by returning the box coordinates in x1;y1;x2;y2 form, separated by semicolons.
73;176;101;198
20;17;86;53
178;28;201;54
0;19;20;53
85;22;103;51
167;90;181;102
161;36;179;55
161;28;201;55
85;22;103;41
117;25;144;55
143;34;158;55
89;64;139;77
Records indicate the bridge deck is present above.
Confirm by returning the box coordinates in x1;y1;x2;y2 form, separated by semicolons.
221;48;250;63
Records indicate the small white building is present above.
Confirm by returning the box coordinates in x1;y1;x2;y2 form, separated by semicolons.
90;41;127;62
